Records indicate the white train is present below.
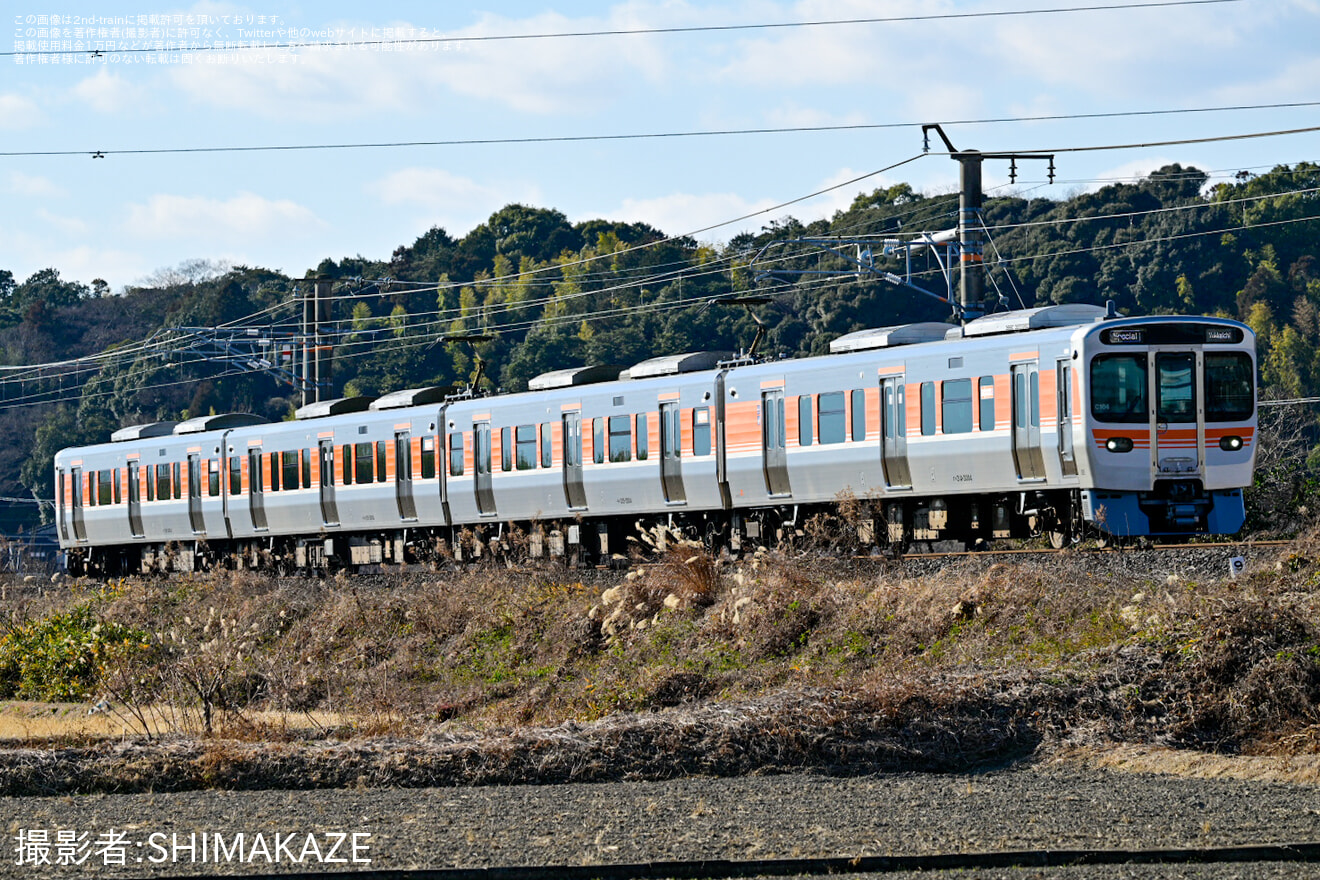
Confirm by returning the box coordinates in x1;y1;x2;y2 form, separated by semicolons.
54;304;1257;574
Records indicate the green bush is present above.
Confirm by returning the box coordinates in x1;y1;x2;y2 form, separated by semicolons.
0;603;147;701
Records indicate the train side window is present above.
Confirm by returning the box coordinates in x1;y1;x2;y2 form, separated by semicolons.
593;419;605;464
515;424;537;470
540;423;552;468
269;452;281;492
377;440;388;482
173;461;182;499
342;444;354;484
421;437;436;479
608;415;632;463
798;396;813;447
86;472;96;507
114;468;122;504
920;382;936;436
476;427;492;475
156;463;171;500
819;391;846;444
851;389;866;441
98;470;113;505
282;450;299;490
693;407;711;456
146;466;155;502
209;460;221;497
301;449;312;488
564;417;581;467
941;379;973;434
501;427;514;472
1030;371;1040;428
449;433;464;476
1206;352;1254;421
635;413;649;461
355;442;374;484
979;376;995;431
229;457;242;495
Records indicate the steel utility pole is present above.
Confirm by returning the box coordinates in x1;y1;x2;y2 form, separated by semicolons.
303;276;334;405
746;126;1056;324
923;125;1054;322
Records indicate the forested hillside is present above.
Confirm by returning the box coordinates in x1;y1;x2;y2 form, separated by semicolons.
3;162;1318;532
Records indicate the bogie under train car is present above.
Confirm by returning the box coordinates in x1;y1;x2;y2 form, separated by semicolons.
54;304;1257;574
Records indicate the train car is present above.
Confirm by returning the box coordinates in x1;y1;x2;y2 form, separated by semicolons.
54;304;1257;574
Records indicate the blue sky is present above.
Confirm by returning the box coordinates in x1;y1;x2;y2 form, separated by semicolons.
3;0;1319;291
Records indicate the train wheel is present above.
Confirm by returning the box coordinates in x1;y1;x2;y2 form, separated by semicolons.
1047;492;1082;550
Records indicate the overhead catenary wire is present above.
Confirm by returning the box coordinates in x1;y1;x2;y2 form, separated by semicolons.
9;164;1318;355
3;155;1317;411
1;172;1316;405
0;156;933;401
7;102;1320;159
1;0;1246;59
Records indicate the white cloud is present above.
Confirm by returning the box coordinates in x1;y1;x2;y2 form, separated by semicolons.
51;247;146;289
604;191;782;240
72;69;146;114
813;167;895;218
6;172;65;197
987;3;1243;98
125;192;324;243
36;209;90;237
0;94;42;129
168;8;673;120
1081;156;1181;192
1210;56;1320;105
369;167;543;238
763;102;869;129
374;167;500;207
0;222;147;290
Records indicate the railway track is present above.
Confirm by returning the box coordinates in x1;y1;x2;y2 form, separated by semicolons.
886;538;1292;561
150;842;1320;880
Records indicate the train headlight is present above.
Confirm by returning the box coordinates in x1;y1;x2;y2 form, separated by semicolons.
1105;437;1133;453
1219;435;1244;451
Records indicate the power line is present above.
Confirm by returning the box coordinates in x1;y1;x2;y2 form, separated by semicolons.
983;183;1320;234
5;167;1314;401
1;0;1246;59
8;101;1320;159
3;157;1316;410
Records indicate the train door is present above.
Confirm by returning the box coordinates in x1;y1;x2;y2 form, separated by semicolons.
395;431;417;521
318;440;339;526
1150;350;1202;473
474;421;496;515
562;412;586;509
761;388;791;497
1056;359;1078;477
127;462;144;538
880;376;912;488
659;401;686;504
1011;362;1046;480
188;454;205;533
247;448;268;530
56;470;68;542
70;467;87;541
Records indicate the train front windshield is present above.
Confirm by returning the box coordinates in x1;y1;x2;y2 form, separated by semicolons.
1090;352;1254;423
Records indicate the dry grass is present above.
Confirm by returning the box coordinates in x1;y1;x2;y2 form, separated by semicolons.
0;702;348;743
0;531;1317;793
1058;744;1320;786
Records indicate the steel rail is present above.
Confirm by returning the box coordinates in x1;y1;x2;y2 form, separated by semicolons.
153;840;1320;880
